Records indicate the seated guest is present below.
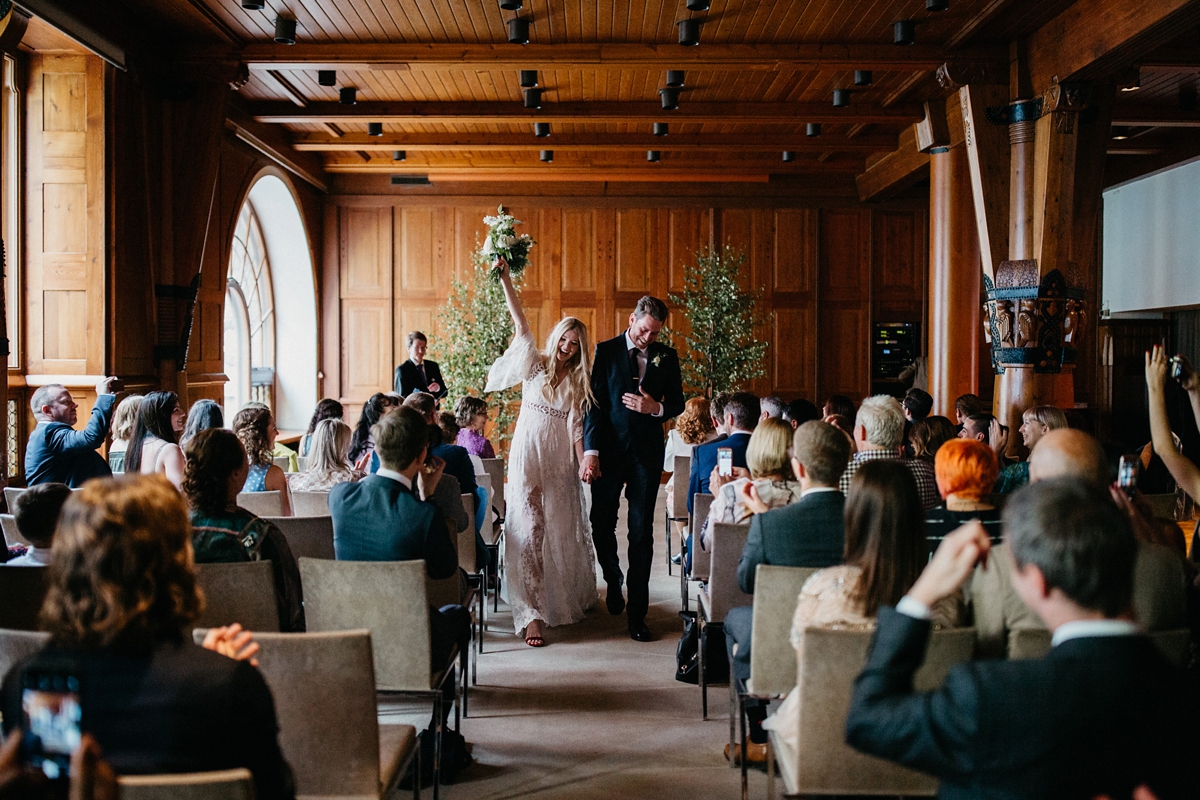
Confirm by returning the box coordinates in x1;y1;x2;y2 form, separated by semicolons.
840;395;939;510
328;407;470;733
7;483;71;567
994;405;1068;493
909;415;955;464
724;420;850;759
106;394;143;474
183;429;304;631
824;413;855;449
300;398;343;458
845;480;1198;799
924;439;1002;558
454;395;495;458
957;412;992;443
179;398;223;449
287;419;363;493
1;475;295;800
664;397;719;512
759;396;786;421
781;398;821;429
688;392;758;515
232;406;293;517
405;392;478;506
952;392;985;432
900;388;933;457
25;377;119;487
394;330;447;399
125;391;186;490
242;402;299;473
700;418;800;550
759;461;962;763
348;392;398;474
822;394;856;421
973;428;1186;658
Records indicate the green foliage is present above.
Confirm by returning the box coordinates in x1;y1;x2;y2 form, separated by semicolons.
667;244;771;397
435;246;524;458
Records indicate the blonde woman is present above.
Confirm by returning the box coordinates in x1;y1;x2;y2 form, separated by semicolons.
288;418;363;492
486;257;597;647
107;394;143;474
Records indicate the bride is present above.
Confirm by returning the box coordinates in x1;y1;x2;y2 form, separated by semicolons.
486;258;598;647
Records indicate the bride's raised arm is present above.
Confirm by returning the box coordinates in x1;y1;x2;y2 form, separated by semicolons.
496;257;530;340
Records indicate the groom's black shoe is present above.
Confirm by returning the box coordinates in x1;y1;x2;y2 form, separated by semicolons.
606;590;626;616
628;620;653;642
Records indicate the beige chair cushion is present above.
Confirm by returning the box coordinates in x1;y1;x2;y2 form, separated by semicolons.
2;488;24;514
746;565;818;696
193;561;280;632
704;522;751;623
263;515;335;561
117;768;255;800
377;724;418;795
0;514;30;548
481;457;505;523
458;493;477;574
272;455;292;472
290;490;330;517
0;629;50;681
237;491;283;517
1010;627;1192;668
671;455;690;518
690;493;714;581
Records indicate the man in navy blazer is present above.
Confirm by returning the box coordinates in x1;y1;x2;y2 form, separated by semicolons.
394;331;448;400
845;479;1198;799
582;296;685;641
25;378;118;488
687;392;759;514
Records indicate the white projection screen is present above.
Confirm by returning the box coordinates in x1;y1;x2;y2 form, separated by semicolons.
1103;158;1200;313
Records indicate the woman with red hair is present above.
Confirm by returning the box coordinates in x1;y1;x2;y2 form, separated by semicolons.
923;438;1003;559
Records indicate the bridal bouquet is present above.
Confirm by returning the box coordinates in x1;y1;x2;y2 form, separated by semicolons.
481;206;535;281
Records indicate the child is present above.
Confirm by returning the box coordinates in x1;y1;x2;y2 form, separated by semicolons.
9;482;71;566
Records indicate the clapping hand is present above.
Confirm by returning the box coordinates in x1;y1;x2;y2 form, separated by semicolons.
908;521;991;608
201;623;261;666
621;388;662;415
988;418;1009;459
737;481;770;515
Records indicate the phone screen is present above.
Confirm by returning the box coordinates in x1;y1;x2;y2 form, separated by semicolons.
1117;455;1139;497
717;447;733;477
21;671;82;781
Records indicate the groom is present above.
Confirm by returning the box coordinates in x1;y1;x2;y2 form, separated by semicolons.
582;296;685;641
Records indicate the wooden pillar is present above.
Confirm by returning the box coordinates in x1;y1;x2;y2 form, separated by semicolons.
928;145;981;417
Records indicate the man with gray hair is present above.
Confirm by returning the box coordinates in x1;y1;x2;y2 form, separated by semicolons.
759;396;786;421
24;377;119;487
838;395;939;509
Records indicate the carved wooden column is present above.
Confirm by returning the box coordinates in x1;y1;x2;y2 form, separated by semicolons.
928;144;981;417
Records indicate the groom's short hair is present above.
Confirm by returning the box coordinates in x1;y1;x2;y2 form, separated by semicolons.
725;392;761;431
634;296;668;323
373;406;428;471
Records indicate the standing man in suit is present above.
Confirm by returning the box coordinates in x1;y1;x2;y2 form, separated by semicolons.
723;420;850;763
25;377;119;487
845;479;1198;799
582;296;684;642
394;331;448;400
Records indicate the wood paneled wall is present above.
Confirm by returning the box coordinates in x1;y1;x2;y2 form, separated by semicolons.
325;196;926;406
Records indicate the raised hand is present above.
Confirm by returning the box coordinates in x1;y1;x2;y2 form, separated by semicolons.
621;387;662;415
1146;345;1169;392
908;521;992;608
494;256;511;282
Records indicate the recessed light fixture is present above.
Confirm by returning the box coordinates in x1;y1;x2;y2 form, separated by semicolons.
241;0;265;9
524;88;542;109
807;123;822;137
894;20;915;45
782;151;796;162
520;70;539;88
678;19;701;46
339;87;357;105
1110;126;1131;140
368;122;383;137
686;0;710;9
659;87;680;110
393;150;406;161
318;70;337;87
540;150;553;162
273;17;297;45
854;70;873;86
499;0;522;9
534;122;550;137
647;150;661;162
508;17;530;44
1119;67;1141;92
926;0;949;10
832;89;850;107
666;70;686;88
654;122;669;136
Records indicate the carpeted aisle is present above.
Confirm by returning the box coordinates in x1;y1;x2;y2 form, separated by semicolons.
380;488;754;799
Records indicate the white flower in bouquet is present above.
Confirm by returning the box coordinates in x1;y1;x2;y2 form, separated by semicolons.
481;205;535;282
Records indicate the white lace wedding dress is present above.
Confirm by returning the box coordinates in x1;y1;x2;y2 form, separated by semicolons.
486;330;598;635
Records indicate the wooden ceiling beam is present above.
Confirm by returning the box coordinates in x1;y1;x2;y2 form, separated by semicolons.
1111;107;1200;127
856;124;929;201
228;42;1007;73
290;132;898;153
251;101;923;125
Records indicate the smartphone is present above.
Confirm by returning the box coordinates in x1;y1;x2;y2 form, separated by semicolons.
717;447;733;478
21;669;82;782
1117;454;1139;498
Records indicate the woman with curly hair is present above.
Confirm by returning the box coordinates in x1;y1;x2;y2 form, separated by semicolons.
106;393;143;474
454;395;495;458
232;405;292;516
183;429;303;632
663;396;719;511
125;391;186;488
0;474;295;799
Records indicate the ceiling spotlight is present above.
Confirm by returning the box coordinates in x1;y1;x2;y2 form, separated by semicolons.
508;17;530;45
659;87;680;110
520;70;539;88
807;123;822;137
273;16;297;45
926;0;949;10
782;151;796;162
499;0;522;9
339;87;357;105
647;150;661;162
894;20;915;45
534;122;550;137
392;150;406;161
1180;86;1198;112
524;88;542;109
686;0;711;9
318;70;337;87
666;70;686;88
241;0;265;8
832;89;850;107
854;70;873;86
368;122;383;137
540;150;553;162
653;122;669;136
1110;126;1131;140
1119;67;1141;92
678;19;701;46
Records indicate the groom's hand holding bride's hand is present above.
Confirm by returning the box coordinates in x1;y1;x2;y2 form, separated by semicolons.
621;388;662;415
579;454;600;483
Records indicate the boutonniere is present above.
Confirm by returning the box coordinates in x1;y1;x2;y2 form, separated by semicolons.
651;353;664;368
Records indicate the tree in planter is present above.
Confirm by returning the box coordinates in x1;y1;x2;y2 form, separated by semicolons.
667;244;772;397
435;249;524;459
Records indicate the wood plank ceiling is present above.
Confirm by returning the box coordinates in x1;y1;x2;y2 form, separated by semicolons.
147;0;1195;182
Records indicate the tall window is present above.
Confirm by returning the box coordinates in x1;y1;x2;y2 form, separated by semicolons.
224;201;276;414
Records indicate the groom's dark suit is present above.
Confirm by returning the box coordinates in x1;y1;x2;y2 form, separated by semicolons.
584;332;684;628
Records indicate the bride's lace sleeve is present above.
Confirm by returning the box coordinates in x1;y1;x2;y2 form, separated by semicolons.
485;330;542;392
568;408;584;445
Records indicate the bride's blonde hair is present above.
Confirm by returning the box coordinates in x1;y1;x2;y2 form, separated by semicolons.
541;317;595;412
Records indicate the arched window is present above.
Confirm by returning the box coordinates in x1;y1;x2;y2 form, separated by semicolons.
224;201;276;412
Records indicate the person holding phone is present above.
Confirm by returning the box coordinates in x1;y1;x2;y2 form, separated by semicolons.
25;377;121;489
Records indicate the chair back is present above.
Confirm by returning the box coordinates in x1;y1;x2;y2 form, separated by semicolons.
787;627;976;795
0;567;48;630
247;630;384;796
704;522;751;622
0;514;30;548
237;491;283;517
1006;627;1051;660
272;455;291;472
747;565;819;696
296;456;309;472
0;629;50;680
263;515;335;561
690;493;714;580
2;487;24;513
671;456;690;518
458;494;477;574
290;490;330;516
477;473;496;534
1150;628;1192;668
192;561;280;632
1143;493;1177;520
481;457;505;521
117;768;255;800
1010;626;1192;668
298;558;433;691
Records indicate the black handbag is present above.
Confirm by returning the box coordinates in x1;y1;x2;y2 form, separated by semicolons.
675;610;729;684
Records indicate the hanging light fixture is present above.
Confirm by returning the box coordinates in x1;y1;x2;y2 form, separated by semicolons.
508;17;530;44
894;20;915;45
273;16;297;45
807;123;822;137
647;150;661;162
339;87;357;105
368;122;383;137
524;88;542;109
1119;67;1141;92
666;70;686;88
832;89;850;107
926;0;949;10
241;0;265;9
540;150;553;162
534;122;550;137
782;151;796;162
499;0;522;9
854;70;873;86
318;70;337;87
1110;126;1131;140
392;150;406;161
653;122;669;136
520;70;539;88
659;87;680;110
678;19;701;46
686;0;710;9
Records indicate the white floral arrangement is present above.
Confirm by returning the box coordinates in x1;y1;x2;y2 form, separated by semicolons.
481;206;535;281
